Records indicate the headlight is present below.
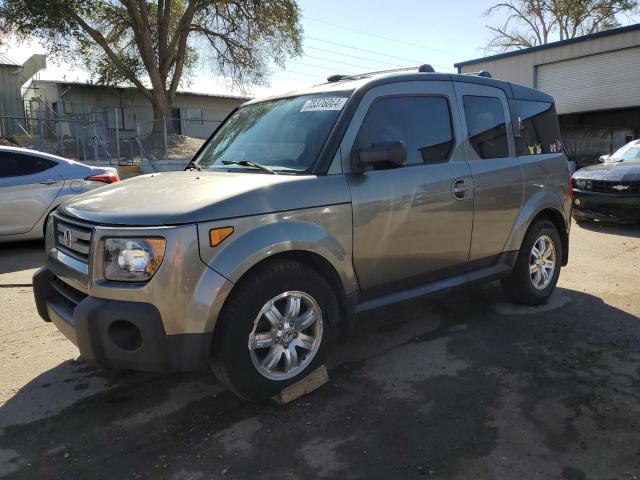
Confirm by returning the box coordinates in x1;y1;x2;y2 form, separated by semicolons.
575;179;587;189
103;238;166;282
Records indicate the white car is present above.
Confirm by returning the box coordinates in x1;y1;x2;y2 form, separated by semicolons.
0;146;119;242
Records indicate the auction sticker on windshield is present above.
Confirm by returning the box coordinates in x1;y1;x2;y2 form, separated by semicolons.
301;97;348;112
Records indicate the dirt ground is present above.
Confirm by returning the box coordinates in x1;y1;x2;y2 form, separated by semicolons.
1;221;639;479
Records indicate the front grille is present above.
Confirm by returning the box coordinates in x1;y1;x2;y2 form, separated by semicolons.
585;180;640;194
54;216;93;260
51;275;87;311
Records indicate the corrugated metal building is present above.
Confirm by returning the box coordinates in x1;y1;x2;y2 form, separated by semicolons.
23;79;249;139
455;24;640;166
0;54;46;137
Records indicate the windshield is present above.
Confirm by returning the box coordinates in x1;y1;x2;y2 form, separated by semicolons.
609;143;640;162
194;93;351;173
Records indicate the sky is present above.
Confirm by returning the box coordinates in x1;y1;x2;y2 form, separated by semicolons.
1;0;638;97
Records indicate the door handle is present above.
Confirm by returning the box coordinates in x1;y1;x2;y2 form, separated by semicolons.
40;179;59;185
452;179;474;200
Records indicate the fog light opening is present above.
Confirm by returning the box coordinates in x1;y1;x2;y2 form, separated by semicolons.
108;320;143;351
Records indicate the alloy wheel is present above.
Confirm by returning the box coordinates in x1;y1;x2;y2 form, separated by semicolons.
248;291;323;380
529;234;556;290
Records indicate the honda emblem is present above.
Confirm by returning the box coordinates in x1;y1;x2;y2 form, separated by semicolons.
63;228;72;247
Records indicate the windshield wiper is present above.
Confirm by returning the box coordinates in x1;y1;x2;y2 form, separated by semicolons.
222;160;278;175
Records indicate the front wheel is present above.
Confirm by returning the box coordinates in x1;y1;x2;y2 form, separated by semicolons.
210;259;338;401
501;219;562;306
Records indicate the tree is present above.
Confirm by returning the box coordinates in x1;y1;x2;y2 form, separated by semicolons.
0;0;302;131
485;0;638;52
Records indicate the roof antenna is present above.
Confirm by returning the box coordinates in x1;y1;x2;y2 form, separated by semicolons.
418;64;435;73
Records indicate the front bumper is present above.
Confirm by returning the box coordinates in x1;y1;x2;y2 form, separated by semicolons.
33;267;213;372
34;212;235;372
572;190;640;223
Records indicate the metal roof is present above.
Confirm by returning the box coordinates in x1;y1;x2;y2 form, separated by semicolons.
0;52;20;67
31;79;251;101
454;22;640;69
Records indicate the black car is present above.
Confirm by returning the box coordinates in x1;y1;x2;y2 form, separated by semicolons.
572;140;640;223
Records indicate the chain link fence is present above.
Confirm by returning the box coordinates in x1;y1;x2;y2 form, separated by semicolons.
0;106;223;172
135;117;219;171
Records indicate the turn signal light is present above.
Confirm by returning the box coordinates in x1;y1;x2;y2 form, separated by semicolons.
209;227;234;247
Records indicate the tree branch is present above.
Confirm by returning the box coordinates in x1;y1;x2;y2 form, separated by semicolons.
70;12;153;101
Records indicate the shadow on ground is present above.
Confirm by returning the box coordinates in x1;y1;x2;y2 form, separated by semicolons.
1;284;639;479
574;220;640;238
0;241;44;277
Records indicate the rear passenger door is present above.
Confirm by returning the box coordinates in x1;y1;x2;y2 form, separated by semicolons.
0;152;63;236
454;82;523;265
344;81;474;298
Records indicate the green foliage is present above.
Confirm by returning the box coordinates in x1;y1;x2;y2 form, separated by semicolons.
0;0;302;117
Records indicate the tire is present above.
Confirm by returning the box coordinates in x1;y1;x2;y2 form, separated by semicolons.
501;219;562;306
210;259;339;402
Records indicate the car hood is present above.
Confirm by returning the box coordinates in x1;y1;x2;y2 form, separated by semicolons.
573;161;640;181
60;170;350;226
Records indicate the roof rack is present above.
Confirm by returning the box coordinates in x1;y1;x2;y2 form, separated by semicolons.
418;64;435;72
326;64;437;83
464;70;492;78
326;74;351;82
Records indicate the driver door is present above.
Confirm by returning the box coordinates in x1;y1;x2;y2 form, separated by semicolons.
342;81;474;298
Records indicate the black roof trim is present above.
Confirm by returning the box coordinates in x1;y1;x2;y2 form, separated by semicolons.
454;22;640;69
250;71;553;106
509;82;554;102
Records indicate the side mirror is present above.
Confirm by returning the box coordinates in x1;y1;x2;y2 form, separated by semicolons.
598;154;610;163
353;141;407;172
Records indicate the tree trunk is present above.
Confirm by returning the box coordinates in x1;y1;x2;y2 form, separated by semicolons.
150;93;174;134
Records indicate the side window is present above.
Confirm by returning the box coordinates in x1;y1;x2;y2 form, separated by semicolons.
0;153;57;178
188;108;204;126
511;100;562;155
462;95;509;159
354;96;454;166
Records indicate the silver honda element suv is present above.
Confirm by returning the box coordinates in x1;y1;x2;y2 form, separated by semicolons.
34;66;571;401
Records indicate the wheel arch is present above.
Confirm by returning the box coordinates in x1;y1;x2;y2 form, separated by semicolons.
213;249;357;345
504;191;570;266
532;208;569;266
199;218;359;337
246;250;350;314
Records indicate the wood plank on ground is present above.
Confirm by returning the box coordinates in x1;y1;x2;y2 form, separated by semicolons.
271;365;329;405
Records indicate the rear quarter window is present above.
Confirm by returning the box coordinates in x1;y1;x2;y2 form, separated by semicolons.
510;100;562;156
462;96;509;159
0;153;57;178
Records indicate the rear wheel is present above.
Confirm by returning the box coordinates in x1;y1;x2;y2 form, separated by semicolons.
210;259;338;401
501;219;562;306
